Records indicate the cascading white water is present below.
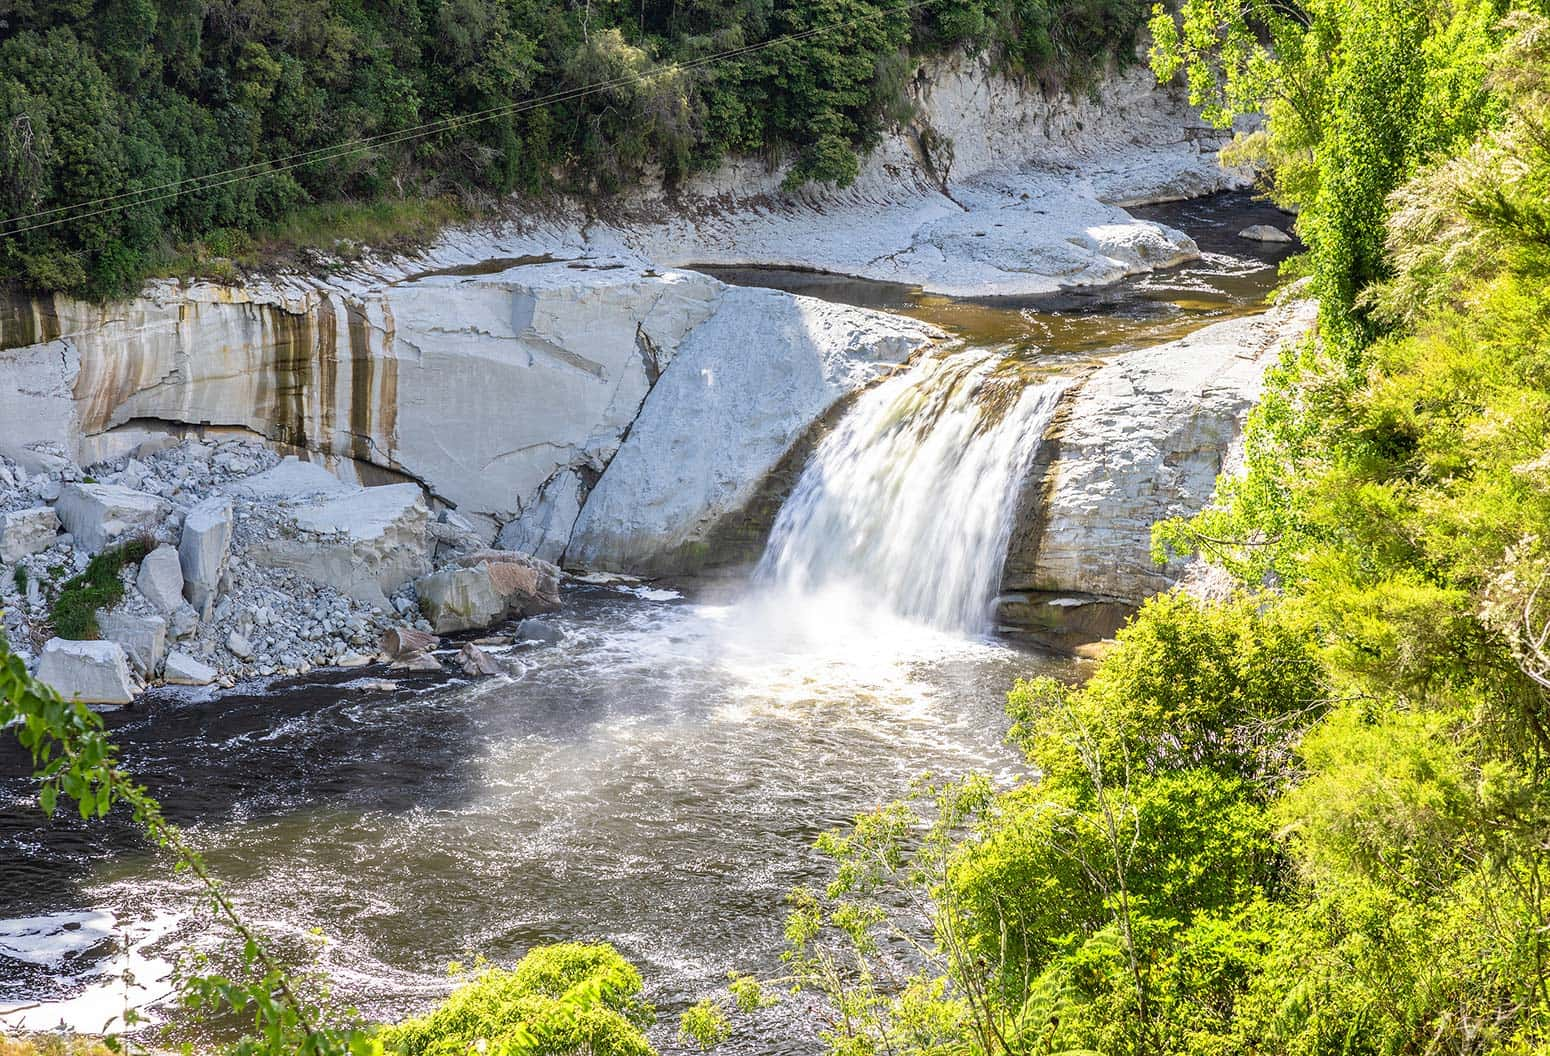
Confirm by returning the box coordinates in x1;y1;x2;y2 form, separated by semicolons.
758;348;1067;634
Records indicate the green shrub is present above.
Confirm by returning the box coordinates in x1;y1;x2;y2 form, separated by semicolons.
1007;592;1324;794
377;944;656;1056
48;538;152;640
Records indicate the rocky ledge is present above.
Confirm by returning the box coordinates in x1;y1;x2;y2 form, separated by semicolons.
997;297;1318;643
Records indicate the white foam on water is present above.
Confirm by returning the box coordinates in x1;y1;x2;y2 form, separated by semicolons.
0;910;180;1035
0;911;117;967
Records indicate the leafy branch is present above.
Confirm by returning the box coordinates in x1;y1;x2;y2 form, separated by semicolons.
0;636;369;1056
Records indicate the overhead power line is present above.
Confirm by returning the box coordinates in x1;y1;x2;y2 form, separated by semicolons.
0;0;940;240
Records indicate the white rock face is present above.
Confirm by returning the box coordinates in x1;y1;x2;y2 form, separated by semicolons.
54;484;166;553
0;330;78;474
136;545;185;614
180;496;234;617
0;507;60;563
164;650;217;686
249;483;431;609
35;638;137;705
96;610;167;678
497;468;587;565
566;289;940;572
384;265;722;532
1004;300;1318;605
596;59;1248;297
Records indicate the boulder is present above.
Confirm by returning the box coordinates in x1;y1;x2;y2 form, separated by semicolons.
1238;224;1294;244
226;630;254;660
414;567;503;634
565;288;940;574
380;626;439;660
457;643;501;676
35;638;137;705
136;544;185;614
249;484;430;609
168;604;199;640
179;496;234;617
0;507;60;563
53;483;166;553
95;610;166;678
390;650;443;672
513;618;565;646
415;550;561;634
163;650;218;686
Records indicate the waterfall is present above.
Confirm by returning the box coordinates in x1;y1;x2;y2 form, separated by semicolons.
759;348;1067;634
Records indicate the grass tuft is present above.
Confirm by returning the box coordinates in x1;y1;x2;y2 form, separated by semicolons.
0;1036;118;1056
49;537;155;640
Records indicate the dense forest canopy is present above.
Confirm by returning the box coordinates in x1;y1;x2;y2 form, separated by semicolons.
0;0;1145;297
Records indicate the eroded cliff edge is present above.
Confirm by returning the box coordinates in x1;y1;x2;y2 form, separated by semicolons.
1;56;1260;607
998;298;1318;642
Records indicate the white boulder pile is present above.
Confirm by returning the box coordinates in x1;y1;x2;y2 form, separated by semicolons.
0;440;567;704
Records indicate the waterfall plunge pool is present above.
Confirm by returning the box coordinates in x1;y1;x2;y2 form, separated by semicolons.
0;191;1296;1051
0;586;1078;1053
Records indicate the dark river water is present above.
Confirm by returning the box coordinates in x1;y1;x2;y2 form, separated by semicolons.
0;191;1295;1051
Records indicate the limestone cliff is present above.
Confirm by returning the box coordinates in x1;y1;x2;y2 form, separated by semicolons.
998;299;1317;640
0;264;938;566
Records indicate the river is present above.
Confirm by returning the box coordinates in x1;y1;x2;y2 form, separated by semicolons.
0;191;1294;1051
